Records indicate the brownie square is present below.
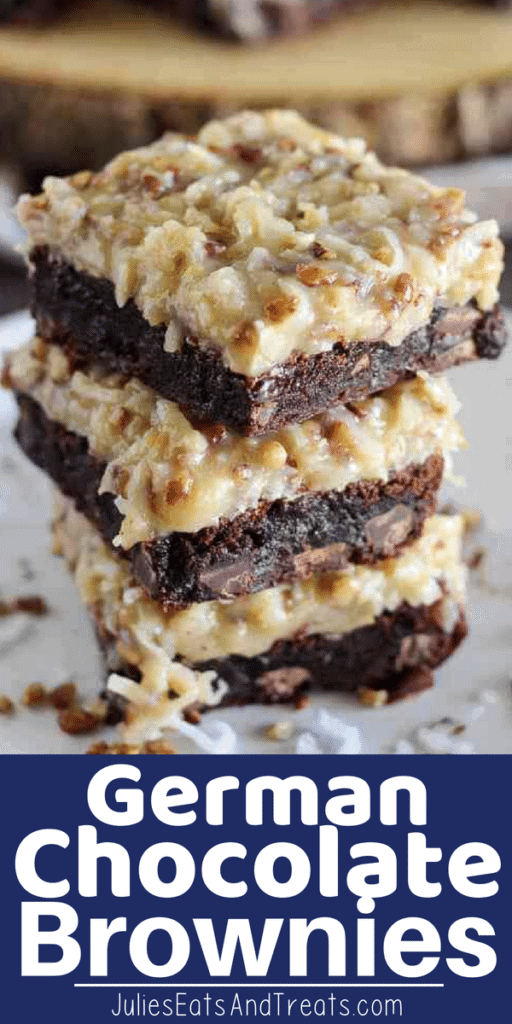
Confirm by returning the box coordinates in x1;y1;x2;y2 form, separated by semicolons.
20;110;506;434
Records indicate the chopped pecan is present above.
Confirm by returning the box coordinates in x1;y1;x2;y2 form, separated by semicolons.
58;708;100;735
296;263;339;287
22;683;47;706
50;682;78;711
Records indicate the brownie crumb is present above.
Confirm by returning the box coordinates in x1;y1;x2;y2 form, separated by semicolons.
294;693;311;710
22;683;47;706
58;707;100;734
0;695;14;714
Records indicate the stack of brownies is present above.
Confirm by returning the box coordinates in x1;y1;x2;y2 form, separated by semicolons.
5;110;506;741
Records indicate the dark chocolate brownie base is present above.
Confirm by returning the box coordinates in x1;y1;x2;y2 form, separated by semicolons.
31;247;507;436
98;600;468;722
14;391;442;608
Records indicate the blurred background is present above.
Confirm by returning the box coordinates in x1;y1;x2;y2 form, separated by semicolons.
1;0;512;308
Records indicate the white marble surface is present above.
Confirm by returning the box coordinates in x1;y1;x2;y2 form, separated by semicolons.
0;311;511;755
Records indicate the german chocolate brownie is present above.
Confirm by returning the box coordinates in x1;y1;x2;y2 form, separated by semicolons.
14;391;444;606
7;338;462;607
20;110;506;435
31;248;506;436
53;501;468;738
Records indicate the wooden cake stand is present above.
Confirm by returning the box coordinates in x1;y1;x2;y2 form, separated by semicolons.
1;0;512;179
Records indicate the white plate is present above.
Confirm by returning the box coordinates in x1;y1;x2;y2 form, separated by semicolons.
0;311;511;755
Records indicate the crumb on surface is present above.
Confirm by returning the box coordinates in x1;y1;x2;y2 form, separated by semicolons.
357;686;388;707
0;695;14;714
451;723;466;735
49;682;77;710
12;595;48;615
58;707;100;735
87;741;139;754
22;682;47;706
87;739;177;754
265;721;293;741
0;595;49;617
144;739;177;754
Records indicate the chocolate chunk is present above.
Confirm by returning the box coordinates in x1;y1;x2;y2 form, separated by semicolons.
197;557;254;600
364;503;414;556
395;632;435;671
292;542;348;576
256;667;312;700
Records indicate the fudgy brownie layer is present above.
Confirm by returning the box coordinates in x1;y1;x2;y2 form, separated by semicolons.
99;600;468;717
31;247;507;435
14;391;443;607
